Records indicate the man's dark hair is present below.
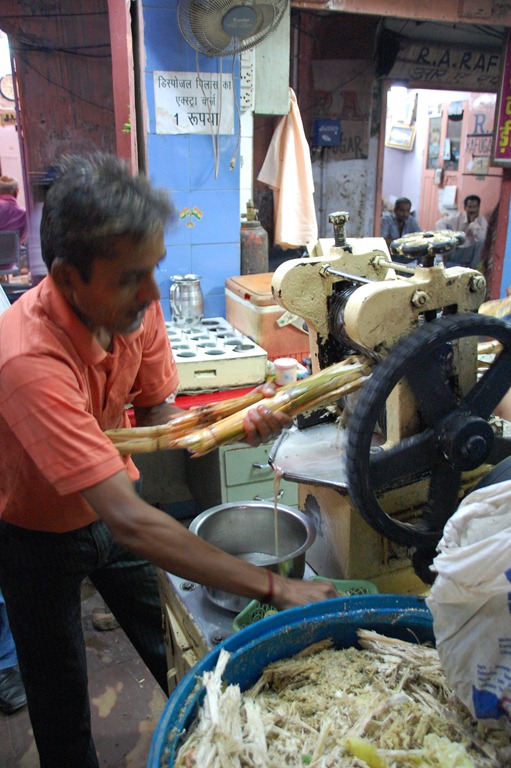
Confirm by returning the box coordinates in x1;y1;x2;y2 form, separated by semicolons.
394;197;412;208
464;194;481;207
41;153;176;281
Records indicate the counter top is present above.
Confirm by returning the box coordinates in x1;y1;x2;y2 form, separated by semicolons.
175;385;255;410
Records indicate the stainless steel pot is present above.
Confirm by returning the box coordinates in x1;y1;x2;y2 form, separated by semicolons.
188;501;316;613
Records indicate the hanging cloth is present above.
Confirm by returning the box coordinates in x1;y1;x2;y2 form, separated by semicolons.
257;88;317;249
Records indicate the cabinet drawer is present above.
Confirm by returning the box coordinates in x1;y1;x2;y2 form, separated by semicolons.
222;443;274;487
225;478;298;506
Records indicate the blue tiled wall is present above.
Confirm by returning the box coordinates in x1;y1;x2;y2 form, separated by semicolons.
142;1;241;320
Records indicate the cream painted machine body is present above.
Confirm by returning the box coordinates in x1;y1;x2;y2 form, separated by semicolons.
269;217;501;591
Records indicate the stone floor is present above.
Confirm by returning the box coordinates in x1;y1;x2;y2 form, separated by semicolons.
0;579;168;768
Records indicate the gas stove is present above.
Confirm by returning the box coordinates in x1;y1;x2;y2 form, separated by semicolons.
166;317;268;393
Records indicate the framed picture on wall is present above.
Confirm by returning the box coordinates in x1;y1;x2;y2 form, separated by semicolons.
385;124;416;151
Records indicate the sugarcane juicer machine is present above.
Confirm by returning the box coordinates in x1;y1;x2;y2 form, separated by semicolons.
269;212;511;589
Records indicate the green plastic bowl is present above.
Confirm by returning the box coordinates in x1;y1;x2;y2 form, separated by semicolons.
232;578;378;631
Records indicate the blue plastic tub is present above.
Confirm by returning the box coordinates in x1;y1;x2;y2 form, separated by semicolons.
148;594;433;767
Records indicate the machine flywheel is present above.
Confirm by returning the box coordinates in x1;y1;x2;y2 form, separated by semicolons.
346;313;511;551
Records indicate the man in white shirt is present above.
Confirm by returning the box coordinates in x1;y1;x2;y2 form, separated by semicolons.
436;195;487;268
436;194;487;245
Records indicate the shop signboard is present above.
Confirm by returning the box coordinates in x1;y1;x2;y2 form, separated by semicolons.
389;42;501;91
311;60;372;160
492;31;511;167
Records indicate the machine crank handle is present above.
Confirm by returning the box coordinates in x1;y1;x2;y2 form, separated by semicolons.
389;229;466;267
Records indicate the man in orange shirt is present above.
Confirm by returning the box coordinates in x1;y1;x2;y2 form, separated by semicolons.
0;153;336;768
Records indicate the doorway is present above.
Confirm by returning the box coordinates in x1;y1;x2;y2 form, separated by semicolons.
381;85;502;236
0;30;25;208
0;28;49;286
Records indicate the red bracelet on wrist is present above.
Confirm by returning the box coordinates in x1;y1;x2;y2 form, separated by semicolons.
261;569;274;604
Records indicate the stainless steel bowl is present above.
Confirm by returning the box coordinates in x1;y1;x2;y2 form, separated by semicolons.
188;501;316;613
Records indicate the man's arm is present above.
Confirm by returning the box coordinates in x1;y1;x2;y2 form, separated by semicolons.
467;216;488;244
436;215;453;231
81;470;338;609
380;214;392;245
133;400;180;427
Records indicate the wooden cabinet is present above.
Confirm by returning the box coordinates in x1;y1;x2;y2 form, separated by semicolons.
185;441;298;510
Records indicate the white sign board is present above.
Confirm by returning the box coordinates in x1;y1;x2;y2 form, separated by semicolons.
438;185;457;212
153;71;234;135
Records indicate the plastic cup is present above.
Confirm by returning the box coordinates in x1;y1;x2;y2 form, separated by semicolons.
274;357;298;386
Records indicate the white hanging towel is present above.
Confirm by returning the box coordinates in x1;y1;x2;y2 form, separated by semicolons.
257;88;318;249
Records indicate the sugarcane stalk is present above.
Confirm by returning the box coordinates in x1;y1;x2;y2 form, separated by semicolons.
109;356;372;457
477;339;502;356
181;362;371;457
108;335;500;457
107;388;266;443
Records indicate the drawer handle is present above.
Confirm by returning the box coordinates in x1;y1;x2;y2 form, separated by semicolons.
253;489;284;501
252;462;271;470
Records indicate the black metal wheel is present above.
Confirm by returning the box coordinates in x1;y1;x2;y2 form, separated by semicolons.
346;313;511;549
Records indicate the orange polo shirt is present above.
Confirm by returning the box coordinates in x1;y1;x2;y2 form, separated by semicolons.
0;276;178;532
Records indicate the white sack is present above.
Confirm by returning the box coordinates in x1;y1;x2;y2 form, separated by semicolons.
427;478;511;728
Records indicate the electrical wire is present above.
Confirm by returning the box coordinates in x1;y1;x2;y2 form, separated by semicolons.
7;29;110;58
229;53;241;172
0;11;108;19
11;42;111;58
12;51;114;112
195;49;222;179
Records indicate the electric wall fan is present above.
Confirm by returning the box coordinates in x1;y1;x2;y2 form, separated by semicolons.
177;0;288;57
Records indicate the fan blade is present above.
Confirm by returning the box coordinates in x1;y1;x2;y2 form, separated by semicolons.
183;0;235;54
178;0;288;57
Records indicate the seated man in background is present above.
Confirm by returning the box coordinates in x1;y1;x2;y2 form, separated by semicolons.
436;194;487;269
0;175;27;245
381;197;421;248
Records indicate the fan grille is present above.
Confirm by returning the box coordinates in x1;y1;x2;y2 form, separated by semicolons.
178;0;288;57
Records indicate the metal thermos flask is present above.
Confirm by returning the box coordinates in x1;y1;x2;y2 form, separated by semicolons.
169;274;204;330
240;200;269;274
